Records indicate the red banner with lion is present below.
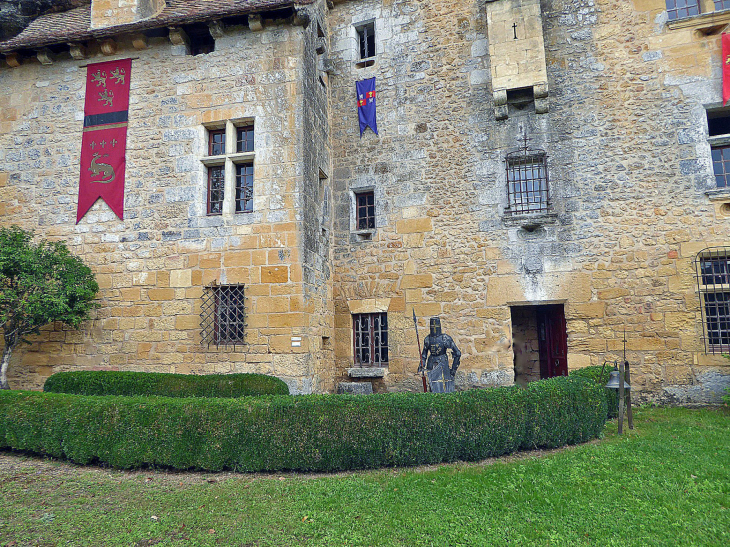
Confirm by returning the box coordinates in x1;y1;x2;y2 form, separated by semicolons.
77;58;132;223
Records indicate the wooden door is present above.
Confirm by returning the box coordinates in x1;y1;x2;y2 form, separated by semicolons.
537;305;568;378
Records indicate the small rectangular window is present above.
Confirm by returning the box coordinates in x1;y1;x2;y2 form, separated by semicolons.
711;146;730;188
236;125;254;153
235;163;254;213
353;312;388;366
696;249;730;353
506;155;550;214
208;129;225;156
715;1;730;11
665;0;701;20
207;166;224;215
356;22;375;59
201;284;246;348
355;191;375;230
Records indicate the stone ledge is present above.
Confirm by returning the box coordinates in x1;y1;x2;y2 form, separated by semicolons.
501;211;558;228
337;382;373;394
666;10;730;32
348;367;386;378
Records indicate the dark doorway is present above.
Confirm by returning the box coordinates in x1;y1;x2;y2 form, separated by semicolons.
511;304;568;386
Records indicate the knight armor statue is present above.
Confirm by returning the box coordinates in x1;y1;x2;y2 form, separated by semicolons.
419;317;461;393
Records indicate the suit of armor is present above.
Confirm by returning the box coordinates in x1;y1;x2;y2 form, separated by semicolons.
419;317;461;393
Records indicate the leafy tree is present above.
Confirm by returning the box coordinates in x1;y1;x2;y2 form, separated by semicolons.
0;226;99;390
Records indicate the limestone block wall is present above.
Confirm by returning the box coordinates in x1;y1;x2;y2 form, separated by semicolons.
328;0;730;402
0;15;331;393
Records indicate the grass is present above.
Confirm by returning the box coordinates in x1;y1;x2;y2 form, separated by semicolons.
0;406;727;546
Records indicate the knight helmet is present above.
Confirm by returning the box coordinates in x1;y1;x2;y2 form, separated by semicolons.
429;317;442;337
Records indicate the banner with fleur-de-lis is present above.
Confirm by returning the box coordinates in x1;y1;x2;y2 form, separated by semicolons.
77;58;132;223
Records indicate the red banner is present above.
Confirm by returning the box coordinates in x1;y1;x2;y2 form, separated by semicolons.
722;33;730;106
77;58;132;223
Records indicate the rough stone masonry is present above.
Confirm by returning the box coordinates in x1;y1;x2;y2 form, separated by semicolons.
0;0;729;404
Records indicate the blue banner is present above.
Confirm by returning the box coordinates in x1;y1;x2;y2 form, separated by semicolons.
356;77;378;136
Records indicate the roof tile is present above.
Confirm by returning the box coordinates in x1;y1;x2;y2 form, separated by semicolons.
1;0;314;53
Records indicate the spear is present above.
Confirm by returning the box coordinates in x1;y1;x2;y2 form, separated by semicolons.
412;309;428;393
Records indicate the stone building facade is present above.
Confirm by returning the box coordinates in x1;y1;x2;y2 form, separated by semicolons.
1;0;729;403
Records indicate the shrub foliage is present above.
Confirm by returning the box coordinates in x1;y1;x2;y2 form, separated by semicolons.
570;365;622;418
43;371;289;398
0;225;98;389
1;376;606;472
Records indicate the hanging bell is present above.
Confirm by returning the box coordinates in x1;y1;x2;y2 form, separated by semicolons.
605;368;630;390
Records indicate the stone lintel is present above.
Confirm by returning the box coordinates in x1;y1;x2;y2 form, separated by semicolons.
347;368;386;378
347;298;391;314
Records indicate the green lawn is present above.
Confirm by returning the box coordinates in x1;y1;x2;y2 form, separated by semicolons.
1;406;728;546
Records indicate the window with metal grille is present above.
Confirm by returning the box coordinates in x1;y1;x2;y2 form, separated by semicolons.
506;152;550;214
353;313;388;367
201;284;246;348
665;0;701;20
715;0;730;11
695;248;730;353
236;163;254;213
355;191;375;230
208;165;224;215
356;22;375;59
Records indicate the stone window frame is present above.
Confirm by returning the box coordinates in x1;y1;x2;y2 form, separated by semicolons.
349;185;377;241
352;18;377;68
352;312;389;367
705;106;730;195
201;119;255;217
694;248;730;354
355;20;375;60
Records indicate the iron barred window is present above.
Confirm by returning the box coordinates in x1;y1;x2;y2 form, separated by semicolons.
201;284;246;348
665;0;701;20
353;313;388;367
505;139;550;215
695;248;730;353
356;21;375;59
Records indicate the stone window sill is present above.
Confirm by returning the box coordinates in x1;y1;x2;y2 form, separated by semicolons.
352;229;375;241
705;188;730;200
348;367;386;378
666;10;730;33
502;211;558;229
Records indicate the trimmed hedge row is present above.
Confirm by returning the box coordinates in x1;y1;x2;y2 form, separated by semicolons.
570;365;621;418
0;376;606;472
43;371;289;398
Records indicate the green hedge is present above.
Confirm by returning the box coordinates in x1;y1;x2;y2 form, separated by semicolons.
0;376;606;472
570;365;625;419
43;371;289;398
